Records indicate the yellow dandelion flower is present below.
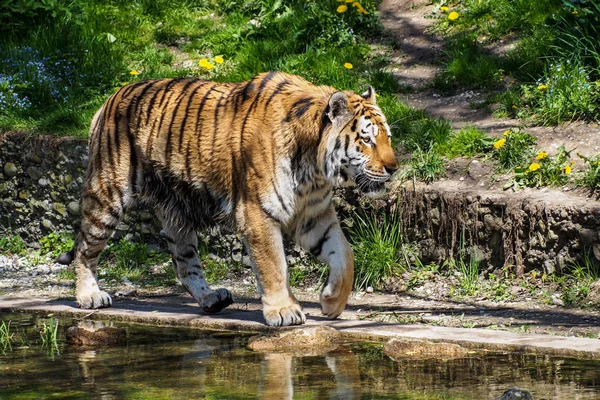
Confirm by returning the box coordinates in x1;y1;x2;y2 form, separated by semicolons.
214;56;224;64
205;62;214;70
536;151;548;161
352;2;368;14
199;59;209;68
440;6;449;11
345;0;353;3
529;163;541;172
130;70;139;76
537;84;548;90
337;5;348;12
493;138;506;149
503;130;511;137
563;165;572;174
572;10;579;15
344;62;353;69
448;11;459;20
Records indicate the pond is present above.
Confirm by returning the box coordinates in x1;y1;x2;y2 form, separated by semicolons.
1;312;600;399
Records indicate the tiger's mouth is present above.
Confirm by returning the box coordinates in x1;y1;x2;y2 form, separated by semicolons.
355;174;386;197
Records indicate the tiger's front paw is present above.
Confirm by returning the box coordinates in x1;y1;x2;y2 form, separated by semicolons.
201;288;234;313
263;303;306;326
320;281;351;319
76;289;112;309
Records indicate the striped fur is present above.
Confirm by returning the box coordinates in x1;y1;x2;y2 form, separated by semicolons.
66;72;398;326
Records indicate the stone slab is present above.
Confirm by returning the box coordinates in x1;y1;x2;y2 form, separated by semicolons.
2;295;599;359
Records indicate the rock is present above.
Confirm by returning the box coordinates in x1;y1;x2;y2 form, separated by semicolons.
497;387;533;400
66;325;127;346
248;326;340;356
38;178;50;187
67;201;80;216
383;338;469;360
551;293;565;306
41;219;53;230
26;166;43;180
53;202;66;216
366;286;374;293
3;162;17;177
586;280;600;304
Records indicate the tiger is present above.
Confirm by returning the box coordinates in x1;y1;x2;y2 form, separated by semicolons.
58;72;398;326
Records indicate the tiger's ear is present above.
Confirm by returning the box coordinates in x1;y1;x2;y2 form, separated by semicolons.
361;86;376;103
327;92;352;128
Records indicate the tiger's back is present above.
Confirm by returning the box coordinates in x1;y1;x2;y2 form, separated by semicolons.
88;73;334;224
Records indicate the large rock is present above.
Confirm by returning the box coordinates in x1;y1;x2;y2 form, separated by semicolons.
248;326;340;356
66;325;127;346
383;338;469;360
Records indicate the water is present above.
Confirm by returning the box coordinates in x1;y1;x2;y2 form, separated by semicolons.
1;313;600;399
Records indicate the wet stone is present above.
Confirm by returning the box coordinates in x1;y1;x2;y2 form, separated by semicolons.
66;325;127;346
384;338;469;360
248;326;340;356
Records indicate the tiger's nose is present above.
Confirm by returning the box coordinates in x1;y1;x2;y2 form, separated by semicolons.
384;165;398;175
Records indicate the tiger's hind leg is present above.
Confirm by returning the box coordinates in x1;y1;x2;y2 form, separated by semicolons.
73;189;127;309
159;218;234;313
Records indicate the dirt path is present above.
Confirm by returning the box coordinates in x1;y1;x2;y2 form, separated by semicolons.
379;0;600;157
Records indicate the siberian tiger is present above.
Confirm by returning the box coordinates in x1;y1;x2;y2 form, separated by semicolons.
59;72;398;326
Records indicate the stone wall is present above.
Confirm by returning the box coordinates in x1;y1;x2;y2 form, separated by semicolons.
1;131;599;274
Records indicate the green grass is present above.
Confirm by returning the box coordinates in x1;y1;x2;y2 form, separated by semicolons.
39;316;59;354
39;232;73;258
98;239;172;284
431;0;600;124
0;320;14;353
508;145;573;189
350;209;405;290
441;126;494;158
0;0;400;135
577;153;600;194
491;128;536;171
400;146;447;184
0;234;27;256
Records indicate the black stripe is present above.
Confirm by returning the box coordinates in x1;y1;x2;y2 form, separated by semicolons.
309;223;334;256
351;119;357;132
133;80;164;132
178;81;206;152
318;106;330;142
301;217;317;234
344;135;350;152
270;178;290;215
165;80;197;168
260;204;284;225
263;79;290;110
121;80;149;99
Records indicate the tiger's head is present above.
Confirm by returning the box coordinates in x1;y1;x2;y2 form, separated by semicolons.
323;87;398;197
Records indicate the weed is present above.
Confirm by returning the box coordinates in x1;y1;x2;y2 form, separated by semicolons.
441;126;495;158
432;32;503;91
508;145;573;189
289;265;308;287
350;209;405;290
39;232;74;258
401;146;446;184
403;117;452;153
0;234;27;256
0;320;14;353
39;316;59;354
522;59;599;124
491;128;536;171
98;239;170;284
576;153;600;194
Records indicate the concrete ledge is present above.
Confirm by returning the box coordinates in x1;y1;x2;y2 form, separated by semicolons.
2;295;599;359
